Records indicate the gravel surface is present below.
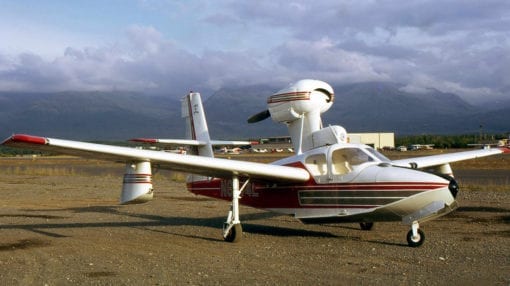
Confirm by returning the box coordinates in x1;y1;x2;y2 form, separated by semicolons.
0;158;508;285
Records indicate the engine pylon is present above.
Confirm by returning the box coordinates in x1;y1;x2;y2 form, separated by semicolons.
267;79;334;154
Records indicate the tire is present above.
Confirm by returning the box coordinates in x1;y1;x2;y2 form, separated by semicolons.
224;224;243;243
406;229;425;247
359;222;374;230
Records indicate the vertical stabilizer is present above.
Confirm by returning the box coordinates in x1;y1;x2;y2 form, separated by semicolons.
181;92;214;157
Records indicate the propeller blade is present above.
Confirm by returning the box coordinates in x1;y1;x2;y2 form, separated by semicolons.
247;110;270;123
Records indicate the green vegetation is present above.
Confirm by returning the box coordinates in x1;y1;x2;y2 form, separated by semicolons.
0;146;43;157
395;133;509;149
2;165;77;176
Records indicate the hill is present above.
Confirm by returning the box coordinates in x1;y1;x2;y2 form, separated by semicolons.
324;82;476;134
0;91;183;140
0;82;508;141
207;82;508;137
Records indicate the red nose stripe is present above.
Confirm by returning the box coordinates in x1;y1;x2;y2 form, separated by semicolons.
499;147;510;154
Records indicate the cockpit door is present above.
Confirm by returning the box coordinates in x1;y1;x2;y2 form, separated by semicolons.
328;146;375;183
304;152;328;183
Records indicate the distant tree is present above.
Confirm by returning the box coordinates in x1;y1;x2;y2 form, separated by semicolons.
395;133;505;149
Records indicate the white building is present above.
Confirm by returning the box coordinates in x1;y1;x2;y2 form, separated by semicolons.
256;132;395;151
347;133;395;150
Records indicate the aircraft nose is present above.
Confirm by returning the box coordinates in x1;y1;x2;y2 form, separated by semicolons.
448;178;459;198
429;172;459;198
372;165;457;197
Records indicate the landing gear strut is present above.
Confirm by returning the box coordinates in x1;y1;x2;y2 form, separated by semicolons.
222;176;249;243
406;221;425;247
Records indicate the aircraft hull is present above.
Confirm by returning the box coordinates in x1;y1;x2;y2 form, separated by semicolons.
187;178;455;224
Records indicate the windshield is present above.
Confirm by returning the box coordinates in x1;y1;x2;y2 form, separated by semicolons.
365;148;391;162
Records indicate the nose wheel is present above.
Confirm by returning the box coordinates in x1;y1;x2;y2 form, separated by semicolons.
406;221;425;247
223;223;242;243
359;222;374;230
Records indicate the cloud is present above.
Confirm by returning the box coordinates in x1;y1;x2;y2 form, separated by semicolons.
225;1;510;100
0;1;508;104
0;24;278;95
271;38;391;83
0;53;70;91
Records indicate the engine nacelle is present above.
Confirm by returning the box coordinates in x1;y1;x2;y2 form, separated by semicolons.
312;125;347;148
247;79;339;154
267;79;334;124
120;161;154;204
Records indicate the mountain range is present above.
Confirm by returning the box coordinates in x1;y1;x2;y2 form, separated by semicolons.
0;82;508;141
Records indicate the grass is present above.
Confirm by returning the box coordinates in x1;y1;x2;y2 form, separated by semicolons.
0;157;190;183
3;165;77;176
1;150;508;186
461;184;510;192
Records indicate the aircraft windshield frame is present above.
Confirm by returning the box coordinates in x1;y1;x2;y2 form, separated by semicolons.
364;147;391;162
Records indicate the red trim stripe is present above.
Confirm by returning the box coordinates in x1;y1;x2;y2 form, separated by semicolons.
260;183;448;191
123;174;152;184
187;94;196;140
499;146;510;154
129;138;158;143
268;91;310;104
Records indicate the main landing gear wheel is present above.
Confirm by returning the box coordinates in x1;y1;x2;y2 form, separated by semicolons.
359;222;374;230
222;176;247;243
223;223;243;243
406;228;425;247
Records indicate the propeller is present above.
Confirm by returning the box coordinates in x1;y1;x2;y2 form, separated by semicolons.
247;109;270;123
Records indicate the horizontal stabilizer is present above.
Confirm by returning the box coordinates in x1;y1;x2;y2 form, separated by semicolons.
130;138;253;146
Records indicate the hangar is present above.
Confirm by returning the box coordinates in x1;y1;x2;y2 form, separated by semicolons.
347;133;395;150
254;132;395;152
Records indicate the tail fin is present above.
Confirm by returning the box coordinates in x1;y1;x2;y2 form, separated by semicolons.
181;92;214;157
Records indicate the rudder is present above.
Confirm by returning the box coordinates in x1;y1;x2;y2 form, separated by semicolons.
181;92;214;157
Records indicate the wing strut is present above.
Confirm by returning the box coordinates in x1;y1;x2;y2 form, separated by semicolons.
222;176;249;242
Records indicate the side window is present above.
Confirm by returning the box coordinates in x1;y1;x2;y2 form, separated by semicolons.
305;153;327;176
331;148;372;175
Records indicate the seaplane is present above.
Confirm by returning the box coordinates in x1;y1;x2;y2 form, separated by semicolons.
3;79;508;247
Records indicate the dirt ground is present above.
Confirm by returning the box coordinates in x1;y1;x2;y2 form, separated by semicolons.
0;155;508;285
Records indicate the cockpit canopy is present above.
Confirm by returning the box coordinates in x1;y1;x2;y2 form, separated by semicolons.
301;144;390;183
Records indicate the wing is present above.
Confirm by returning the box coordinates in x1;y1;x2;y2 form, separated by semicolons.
2;134;309;182
391;148;509;169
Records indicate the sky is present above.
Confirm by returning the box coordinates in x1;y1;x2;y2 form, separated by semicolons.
0;0;509;104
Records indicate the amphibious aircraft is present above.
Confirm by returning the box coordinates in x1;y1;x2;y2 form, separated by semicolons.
3;79;508;247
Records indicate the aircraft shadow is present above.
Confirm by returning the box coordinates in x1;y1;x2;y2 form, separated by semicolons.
457;206;509;213
1;206;429;245
0;206;423;246
242;223;339;238
0;206;341;242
